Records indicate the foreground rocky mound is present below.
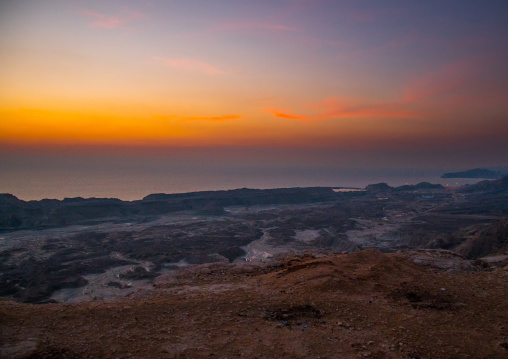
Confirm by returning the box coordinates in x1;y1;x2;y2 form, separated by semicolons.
1;250;507;359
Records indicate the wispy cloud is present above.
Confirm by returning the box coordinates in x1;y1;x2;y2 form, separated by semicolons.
216;22;297;32
271;111;309;120
153;56;224;75
311;97;416;120
81;10;144;29
274;56;506;124
401;56;508;116
403;58;479;103
267;97;417;121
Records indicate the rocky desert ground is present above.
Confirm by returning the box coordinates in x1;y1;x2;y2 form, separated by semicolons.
1;249;508;358
1;178;508;358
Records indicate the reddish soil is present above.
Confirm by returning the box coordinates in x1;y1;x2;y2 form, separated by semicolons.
1;250;507;358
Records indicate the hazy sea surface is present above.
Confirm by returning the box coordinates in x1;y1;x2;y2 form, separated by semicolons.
0;162;485;201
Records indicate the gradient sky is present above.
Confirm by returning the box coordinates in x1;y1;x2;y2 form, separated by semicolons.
1;0;508;169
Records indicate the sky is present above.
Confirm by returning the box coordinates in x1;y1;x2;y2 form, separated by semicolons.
1;0;508;172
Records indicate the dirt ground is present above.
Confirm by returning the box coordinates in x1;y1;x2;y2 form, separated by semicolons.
1;249;507;359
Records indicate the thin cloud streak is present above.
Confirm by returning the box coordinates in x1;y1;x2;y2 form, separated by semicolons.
268;97;418;122
402;56;508;112
403;59;479;103
81;10;144;29
312;98;417;120
153;56;224;75
271;111;309;120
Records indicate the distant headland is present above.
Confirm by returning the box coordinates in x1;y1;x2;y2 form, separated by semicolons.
441;168;504;179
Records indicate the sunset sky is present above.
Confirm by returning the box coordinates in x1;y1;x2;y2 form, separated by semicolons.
1;0;508;175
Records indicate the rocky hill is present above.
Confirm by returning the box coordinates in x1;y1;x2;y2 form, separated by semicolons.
457;175;508;194
455;218;508;259
365;182;444;193
0;187;337;231
1;249;507;358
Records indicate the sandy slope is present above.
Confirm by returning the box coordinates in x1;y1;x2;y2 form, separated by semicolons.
1;250;507;359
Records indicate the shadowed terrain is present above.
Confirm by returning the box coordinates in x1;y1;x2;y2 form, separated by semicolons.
1;178;508;304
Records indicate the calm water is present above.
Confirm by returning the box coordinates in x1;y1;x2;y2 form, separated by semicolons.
0;161;484;201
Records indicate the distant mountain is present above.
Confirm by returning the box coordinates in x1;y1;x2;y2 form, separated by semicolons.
457;175;508;194
394;182;444;191
364;183;393;192
441;168;502;179
365;182;444;193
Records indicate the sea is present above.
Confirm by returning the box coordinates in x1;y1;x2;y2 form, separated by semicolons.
0;161;485;201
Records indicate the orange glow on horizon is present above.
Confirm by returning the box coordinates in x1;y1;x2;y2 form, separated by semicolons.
0;101;491;150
